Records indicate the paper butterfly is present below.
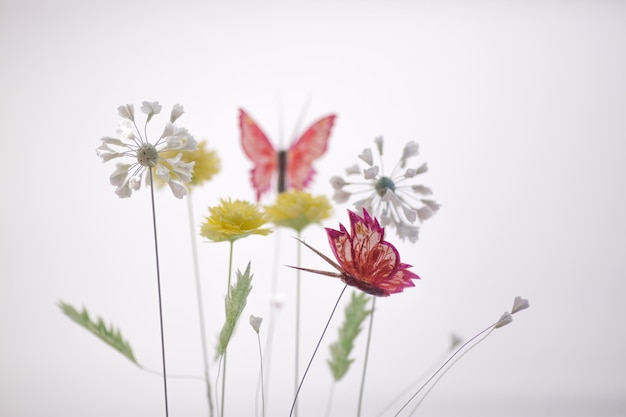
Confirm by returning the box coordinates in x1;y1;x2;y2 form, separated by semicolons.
239;108;336;201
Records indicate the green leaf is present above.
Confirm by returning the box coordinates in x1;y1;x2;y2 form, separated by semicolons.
58;301;139;366
327;291;372;381
216;262;253;359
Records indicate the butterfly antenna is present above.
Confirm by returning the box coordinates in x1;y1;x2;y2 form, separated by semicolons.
275;92;285;149
289;95;312;143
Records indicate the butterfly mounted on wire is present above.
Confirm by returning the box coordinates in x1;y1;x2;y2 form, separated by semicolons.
239;108;337;201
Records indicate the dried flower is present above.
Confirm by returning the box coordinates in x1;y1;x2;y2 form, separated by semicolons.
96;101;197;198
290;209;419;297
264;190;332;232
330;137;439;243
200;198;272;242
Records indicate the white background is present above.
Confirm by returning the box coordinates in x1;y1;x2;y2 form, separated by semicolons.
1;1;625;416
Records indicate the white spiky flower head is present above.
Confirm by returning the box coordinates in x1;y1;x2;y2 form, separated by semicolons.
330;136;439;243
96;101;197;198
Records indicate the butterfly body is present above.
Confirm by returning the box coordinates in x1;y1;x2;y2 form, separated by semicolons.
239;108;336;201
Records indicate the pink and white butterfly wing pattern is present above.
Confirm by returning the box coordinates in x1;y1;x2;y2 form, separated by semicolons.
287;114;336;191
239;109;278;201
239;108;336;201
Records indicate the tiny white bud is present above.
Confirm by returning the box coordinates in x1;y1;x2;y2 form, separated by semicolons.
345;164;361;175
374;136;384;156
249;315;263;334
402;205;417;223
404;168;417;178
363;166;379;180
449;333;463;351
358;148;374;166
511;296;530;314
170;104;185;123
415;162;428;175
421;199;440;212
141;101;162;116
411;185;433;195
494;312;513;329
117;104;135;122
330;176;346;190
332;189;351;203
400;141;419;167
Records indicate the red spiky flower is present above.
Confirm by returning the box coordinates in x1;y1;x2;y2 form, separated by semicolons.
292;209;419;296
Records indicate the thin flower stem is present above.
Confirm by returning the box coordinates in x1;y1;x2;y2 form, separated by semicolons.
290;284;349;417
394;322;499;417
148;168;169;417
186;193;214;417
220;240;235;417
294;230;302;417
407;329;495;416
357;296;376;417
214;355;223;414
325;383;335;417
374;349;451;417
143;118;150;144
140;366;204;381
256;332;266;417
257;229;283;416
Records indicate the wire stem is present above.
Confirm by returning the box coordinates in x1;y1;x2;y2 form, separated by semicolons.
220;240;235;417
289;284;348;417
186;192;214;417
357;296;376;417
148;168;169;417
407;329;494;416
257;229;283;415
256;332;266;417
394;321;499;416
294;230;302;417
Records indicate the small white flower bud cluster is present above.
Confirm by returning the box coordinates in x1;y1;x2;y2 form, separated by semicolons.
495;296;530;329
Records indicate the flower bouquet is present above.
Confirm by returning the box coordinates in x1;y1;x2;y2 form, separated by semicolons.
60;101;528;417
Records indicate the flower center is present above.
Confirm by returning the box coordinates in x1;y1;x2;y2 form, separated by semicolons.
137;143;158;167
375;176;395;197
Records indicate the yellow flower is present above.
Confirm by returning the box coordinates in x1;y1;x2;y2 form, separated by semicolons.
264;191;332;232
160;140;220;189
201;198;272;242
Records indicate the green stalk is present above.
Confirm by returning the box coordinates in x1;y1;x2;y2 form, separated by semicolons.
220;240;235;417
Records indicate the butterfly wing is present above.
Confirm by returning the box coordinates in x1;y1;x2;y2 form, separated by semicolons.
239;109;278;201
287;114;336;190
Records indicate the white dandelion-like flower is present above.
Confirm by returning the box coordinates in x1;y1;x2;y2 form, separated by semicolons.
96;101;197;198
330;136;439;243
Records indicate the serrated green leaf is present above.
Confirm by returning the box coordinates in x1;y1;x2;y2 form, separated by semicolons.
216;262;253;359
327;291;372;381
58;301;139;366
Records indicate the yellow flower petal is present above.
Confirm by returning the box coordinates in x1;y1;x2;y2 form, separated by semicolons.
264;190;332;232
201;198;272;242
160;140;220;189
